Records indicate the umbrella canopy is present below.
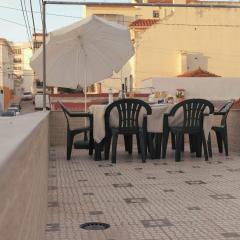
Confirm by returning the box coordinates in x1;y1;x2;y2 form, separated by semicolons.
30;15;134;89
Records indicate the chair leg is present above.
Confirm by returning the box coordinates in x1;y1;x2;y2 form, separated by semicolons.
181;135;184;152
162;129;170;159
147;133;155;159
139;130;146;163
104;134;112;160
171;132;176;149
215;131;223;153
136;134;141;154
202;132;209;161
89;129;94;156
222;130;229;156
175;132;182;162
111;132;118;164
94;142;102;161
208;133;212;158
126;135;133;154
196;134;202;158
155;133;162;159
67;132;74;160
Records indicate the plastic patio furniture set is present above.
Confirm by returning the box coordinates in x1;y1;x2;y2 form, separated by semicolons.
59;98;234;163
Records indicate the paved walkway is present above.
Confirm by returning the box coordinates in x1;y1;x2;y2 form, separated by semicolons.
46;146;240;240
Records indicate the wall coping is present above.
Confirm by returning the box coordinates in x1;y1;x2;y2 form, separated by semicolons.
0;111;49;170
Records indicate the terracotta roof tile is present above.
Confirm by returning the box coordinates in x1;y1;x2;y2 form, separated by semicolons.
177;67;221;77
148;0;173;3
130;19;159;29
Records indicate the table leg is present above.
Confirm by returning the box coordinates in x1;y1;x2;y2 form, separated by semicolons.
94;140;105;161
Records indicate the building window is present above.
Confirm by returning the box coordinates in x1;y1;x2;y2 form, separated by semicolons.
13;66;21;71
33;41;43;49
96;14;124;25
13;48;22;55
153;10;159;18
14;58;22;63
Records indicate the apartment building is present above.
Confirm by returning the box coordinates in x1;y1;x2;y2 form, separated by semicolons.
12;42;33;93
0;38;14;111
84;0;240;88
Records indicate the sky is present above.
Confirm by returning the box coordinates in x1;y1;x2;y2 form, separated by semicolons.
0;0;85;43
1;0;239;43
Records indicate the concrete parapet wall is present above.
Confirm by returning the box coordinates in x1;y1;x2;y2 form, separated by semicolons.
0;112;49;240
50;111;85;146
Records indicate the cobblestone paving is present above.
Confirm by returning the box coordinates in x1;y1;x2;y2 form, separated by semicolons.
46;146;240;240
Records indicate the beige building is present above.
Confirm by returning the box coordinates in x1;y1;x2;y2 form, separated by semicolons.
84;0;240;89
32;33;44;91
0;38;14;111
12;42;33;93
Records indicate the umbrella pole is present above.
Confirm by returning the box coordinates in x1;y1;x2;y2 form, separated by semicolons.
42;1;47;110
84;84;87;112
84;52;87;113
84;55;88;128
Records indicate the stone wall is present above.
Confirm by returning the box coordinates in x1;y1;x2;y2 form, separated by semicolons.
0;112;49;240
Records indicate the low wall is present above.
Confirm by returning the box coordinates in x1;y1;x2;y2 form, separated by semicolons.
50;109;240;153
224;110;240;153
142;77;240;100
50;111;85;146
0;111;49;240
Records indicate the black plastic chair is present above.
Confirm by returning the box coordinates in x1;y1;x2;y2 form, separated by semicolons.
162;99;214;161
210;100;234;156
104;98;152;164
59;102;94;160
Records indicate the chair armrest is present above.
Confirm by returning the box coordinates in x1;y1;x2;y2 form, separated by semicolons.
213;112;225;116
67;112;93;118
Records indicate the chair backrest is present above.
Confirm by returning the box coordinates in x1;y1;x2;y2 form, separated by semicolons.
168;98;214;131
217;100;234;126
104;98;152;131
58;101;71;129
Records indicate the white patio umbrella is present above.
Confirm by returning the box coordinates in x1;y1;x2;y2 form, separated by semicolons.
30;15;134;110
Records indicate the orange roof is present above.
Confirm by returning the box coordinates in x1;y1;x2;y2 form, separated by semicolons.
130;19;159;29
148;0;173;3
178;68;221;77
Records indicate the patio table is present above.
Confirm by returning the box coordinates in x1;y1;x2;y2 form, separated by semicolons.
89;103;213;143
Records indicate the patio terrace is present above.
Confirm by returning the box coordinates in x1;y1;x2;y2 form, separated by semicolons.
1;109;240;240
47;145;240;240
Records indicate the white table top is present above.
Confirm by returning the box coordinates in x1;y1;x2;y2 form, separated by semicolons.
89;103;214;143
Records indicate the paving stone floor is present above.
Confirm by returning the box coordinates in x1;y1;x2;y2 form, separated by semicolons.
46;145;240;240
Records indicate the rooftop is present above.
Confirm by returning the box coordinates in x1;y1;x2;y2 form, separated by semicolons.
178;68;221;77
130;19;159;29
